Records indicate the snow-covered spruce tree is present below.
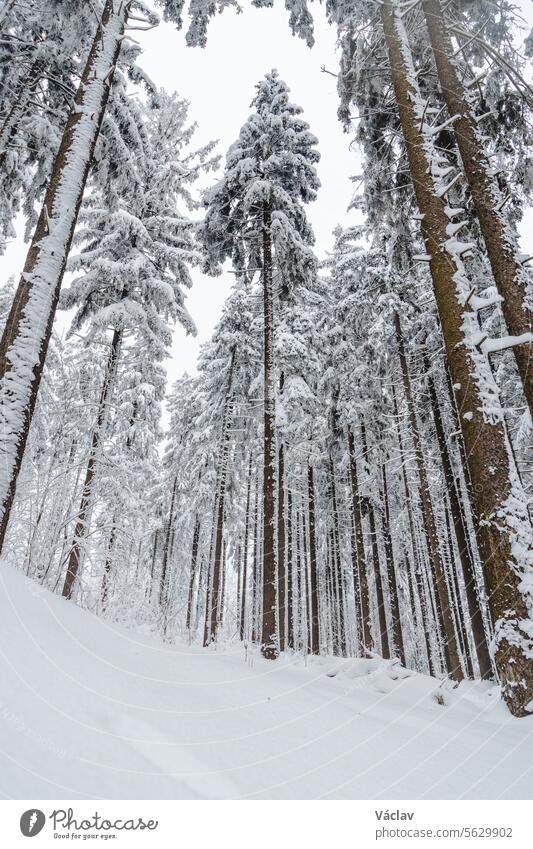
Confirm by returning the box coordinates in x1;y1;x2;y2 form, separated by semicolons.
0;0;100;253
202;70;319;659
57;88;214;601
0;0;250;558
321;0;533;716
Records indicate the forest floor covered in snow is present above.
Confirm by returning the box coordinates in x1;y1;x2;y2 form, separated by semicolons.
1;566;533;800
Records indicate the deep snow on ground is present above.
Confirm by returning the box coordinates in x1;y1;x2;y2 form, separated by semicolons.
1;566;533;800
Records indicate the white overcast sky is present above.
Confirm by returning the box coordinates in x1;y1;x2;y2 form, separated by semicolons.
1;0;531;395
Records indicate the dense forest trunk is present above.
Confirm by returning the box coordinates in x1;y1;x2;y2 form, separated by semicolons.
240;456;253;640
348;427;371;653
329;457;346;656
158;475;179;609
425;362;493;679
204;349;236;645
392;386;435;675
286;488;294;649
381;0;533;714
186;518;200;631
361;422;389;660
381;455;405;665
62;326;122;599
277;442;286;649
394;313;461;680
261;200;278;660
422;0;533;418
307;462;319;654
0;0;128;554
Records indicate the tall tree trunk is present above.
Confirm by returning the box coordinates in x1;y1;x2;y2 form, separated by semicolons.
204;349;236;646
443;499;474;679
422;0;533;418
286;487;294;649
381;0;533;713
159;475;178;609
0;0;128;553
348;427;371;653
307;462;319;654
277;443;286;649
361;422;390;660
186;518;200;631
251;472;260;643
329;457;346;656
261;200;278;660
240;455;253;640
394;314;461;679
62;325;122;599
392;385;435;675
425;360;493;679
381;455;406;665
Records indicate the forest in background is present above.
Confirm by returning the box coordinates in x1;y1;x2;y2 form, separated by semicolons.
1;0;532;719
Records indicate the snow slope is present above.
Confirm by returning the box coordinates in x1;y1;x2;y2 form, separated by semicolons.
1;566;532;800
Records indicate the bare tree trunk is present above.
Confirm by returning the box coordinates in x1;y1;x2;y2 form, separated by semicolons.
186;518;200;631
392;385;435;675
0;0;129;553
394;314;461;679
329;457;346;656
348;427;371;653
381;455;406;665
381;0;533;712
443;500;474;678
286;487;294;649
426;361;493;679
277;442;286;649
307;462;319;654
158;475;179;610
62;325;122;599
261;200;278;660
361;422;390;660
240;455;253;640
251;473;260;643
422;0;533;418
204;349;236;645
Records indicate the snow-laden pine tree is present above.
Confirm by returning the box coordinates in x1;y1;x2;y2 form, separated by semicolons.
202;70;320;658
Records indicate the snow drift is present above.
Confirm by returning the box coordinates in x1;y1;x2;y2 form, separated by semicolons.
1;566;532;800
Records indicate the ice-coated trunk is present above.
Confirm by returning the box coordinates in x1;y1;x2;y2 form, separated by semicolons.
348;426;371;654
260;201;279;660
0;0;129;554
422;0;533;419
394;314;462;679
382;0;533;714
204;349;236;646
62;325;122;599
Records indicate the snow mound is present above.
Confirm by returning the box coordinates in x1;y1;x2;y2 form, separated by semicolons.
1;567;533;799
